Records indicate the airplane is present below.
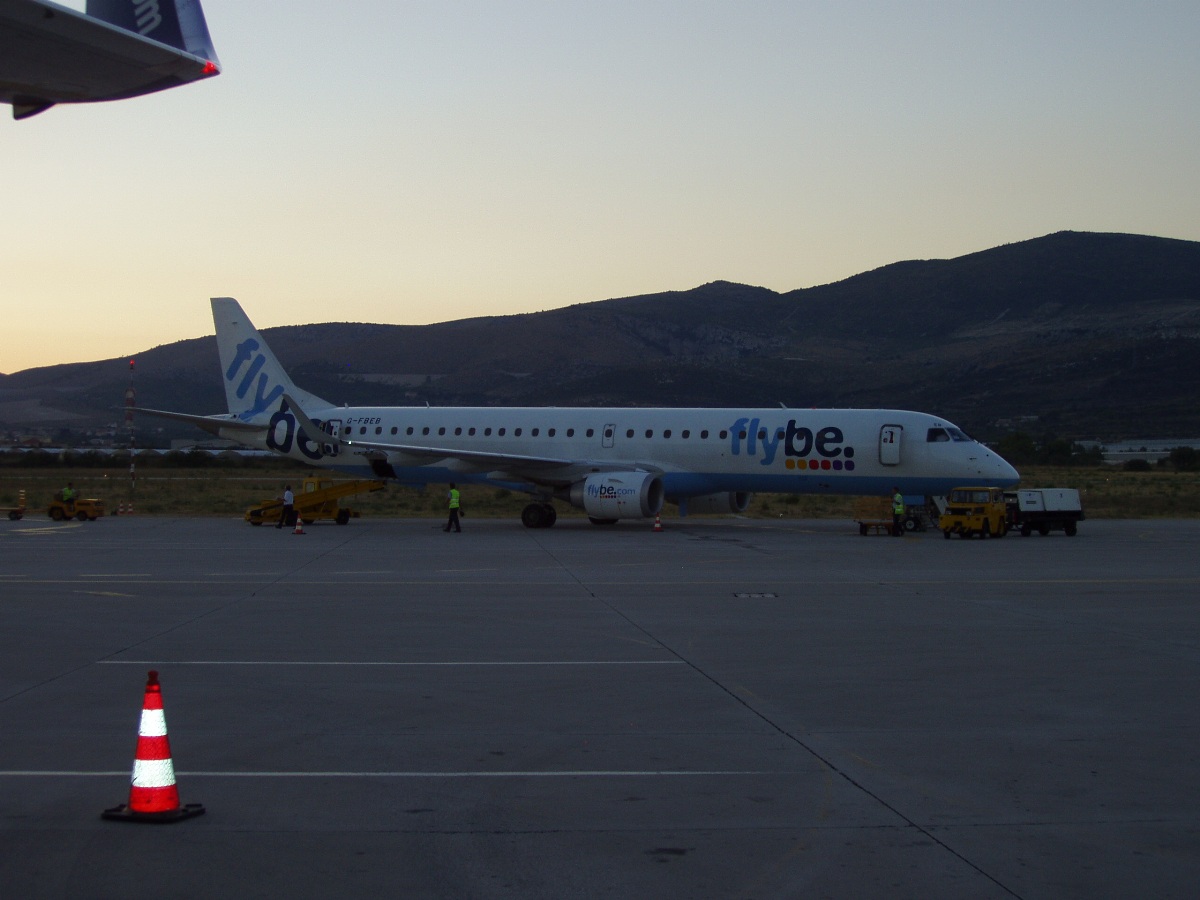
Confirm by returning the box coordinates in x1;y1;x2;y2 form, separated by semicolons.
0;0;219;120
136;297;1021;528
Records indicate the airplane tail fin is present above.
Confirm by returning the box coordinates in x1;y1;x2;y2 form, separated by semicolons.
87;0;220;66
210;297;331;420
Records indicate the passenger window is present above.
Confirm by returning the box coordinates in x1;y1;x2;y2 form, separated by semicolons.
548;428;556;437
498;428;506;436
514;428;522;437
567;428;575;437
468;427;476;436
682;430;690;439
588;428;595;438
484;427;492;436
360;427;366;435
375;426;382;435
438;427;446;436
719;430;727;439
645;429;653;439
701;430;709;439
406;427;414;435
390;427;397;435
422;427;430;436
454;427;462;436
531;428;539;437
663;430;671;439
758;428;766;440
626;429;634;438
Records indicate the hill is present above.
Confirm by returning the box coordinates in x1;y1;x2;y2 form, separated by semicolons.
2;231;1198;441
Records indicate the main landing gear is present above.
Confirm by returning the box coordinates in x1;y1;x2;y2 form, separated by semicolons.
521;502;558;528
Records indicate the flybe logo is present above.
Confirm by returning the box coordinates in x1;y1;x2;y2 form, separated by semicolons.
728;417;857;471
225;338;284;418
586;483;638;499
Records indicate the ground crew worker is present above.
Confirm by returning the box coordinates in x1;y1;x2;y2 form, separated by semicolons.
443;483;462;533
62;482;76;514
277;484;294;529
892;486;906;537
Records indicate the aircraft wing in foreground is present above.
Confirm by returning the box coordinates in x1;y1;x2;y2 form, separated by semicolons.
136;297;1021;528
0;0;219;119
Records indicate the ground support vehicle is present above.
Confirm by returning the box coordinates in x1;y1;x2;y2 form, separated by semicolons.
1005;489;1084;537
2;489;26;520
48;492;105;521
245;478;384;526
853;495;932;535
940;486;1008;539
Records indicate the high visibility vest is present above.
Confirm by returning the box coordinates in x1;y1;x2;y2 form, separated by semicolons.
892;493;905;514
448;489;461;509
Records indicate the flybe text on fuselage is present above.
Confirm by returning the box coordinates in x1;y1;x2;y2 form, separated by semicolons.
727;417;854;468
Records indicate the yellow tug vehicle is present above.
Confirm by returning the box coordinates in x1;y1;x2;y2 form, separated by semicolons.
48;491;105;521
940;486;1008;539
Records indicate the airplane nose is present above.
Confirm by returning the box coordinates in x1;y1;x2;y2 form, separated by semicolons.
992;451;1020;485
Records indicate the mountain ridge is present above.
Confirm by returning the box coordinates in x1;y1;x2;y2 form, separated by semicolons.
3;231;1198;440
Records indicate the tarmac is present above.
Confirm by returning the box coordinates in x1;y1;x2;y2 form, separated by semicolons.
1;513;1198;899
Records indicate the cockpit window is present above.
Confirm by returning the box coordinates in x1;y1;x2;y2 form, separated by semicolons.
947;427;971;442
927;428;950;442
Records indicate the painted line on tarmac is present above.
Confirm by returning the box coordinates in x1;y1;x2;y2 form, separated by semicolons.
0;769;775;778
99;659;685;667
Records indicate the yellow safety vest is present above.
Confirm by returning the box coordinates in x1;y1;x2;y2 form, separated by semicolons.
892;493;905;514
448;489;461;509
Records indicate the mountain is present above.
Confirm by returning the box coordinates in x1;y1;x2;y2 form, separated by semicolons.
3;231;1198;441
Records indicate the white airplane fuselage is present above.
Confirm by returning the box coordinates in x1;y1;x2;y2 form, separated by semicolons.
242;404;1016;503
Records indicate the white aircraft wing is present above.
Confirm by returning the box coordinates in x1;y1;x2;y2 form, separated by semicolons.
0;0;219;119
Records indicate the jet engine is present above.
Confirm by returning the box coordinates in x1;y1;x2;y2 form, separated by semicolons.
568;472;664;520
681;491;753;515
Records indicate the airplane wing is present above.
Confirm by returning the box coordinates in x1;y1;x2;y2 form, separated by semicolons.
0;0;219;119
282;393;578;475
133;406;265;438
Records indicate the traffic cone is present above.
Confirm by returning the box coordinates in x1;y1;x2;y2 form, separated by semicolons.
292;515;305;535
653;515;663;532
102;670;204;823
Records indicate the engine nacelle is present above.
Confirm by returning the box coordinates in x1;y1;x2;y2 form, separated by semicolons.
569;472;664;520
680;491;753;516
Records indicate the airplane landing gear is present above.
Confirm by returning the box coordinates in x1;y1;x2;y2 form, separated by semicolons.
521;502;557;528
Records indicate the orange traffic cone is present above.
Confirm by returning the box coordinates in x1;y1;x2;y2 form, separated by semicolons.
292;515;305;535
102;670;204;823
653;515;663;532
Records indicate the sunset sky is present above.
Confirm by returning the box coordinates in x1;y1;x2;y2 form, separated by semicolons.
3;0;1199;373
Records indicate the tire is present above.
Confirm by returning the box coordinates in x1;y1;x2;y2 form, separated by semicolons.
540;504;557;527
9;510;21;521
335;509;350;525
250;520;263;526
1064;522;1077;536
981;520;991;539
943;529;952;540
904;516;919;532
521;503;545;528
1020;524;1031;537
50;507;64;521
1038;524;1050;536
859;523;868;536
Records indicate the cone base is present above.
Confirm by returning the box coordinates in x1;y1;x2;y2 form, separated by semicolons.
101;802;205;823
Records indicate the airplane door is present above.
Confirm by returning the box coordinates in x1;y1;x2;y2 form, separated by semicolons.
323;419;342;457
879;425;903;466
602;424;616;449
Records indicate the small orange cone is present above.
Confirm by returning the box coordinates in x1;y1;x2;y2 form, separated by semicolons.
102;670;204;823
292;515;305;535
653;515;663;532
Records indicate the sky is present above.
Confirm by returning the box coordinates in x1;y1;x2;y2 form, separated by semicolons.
4;0;1200;373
